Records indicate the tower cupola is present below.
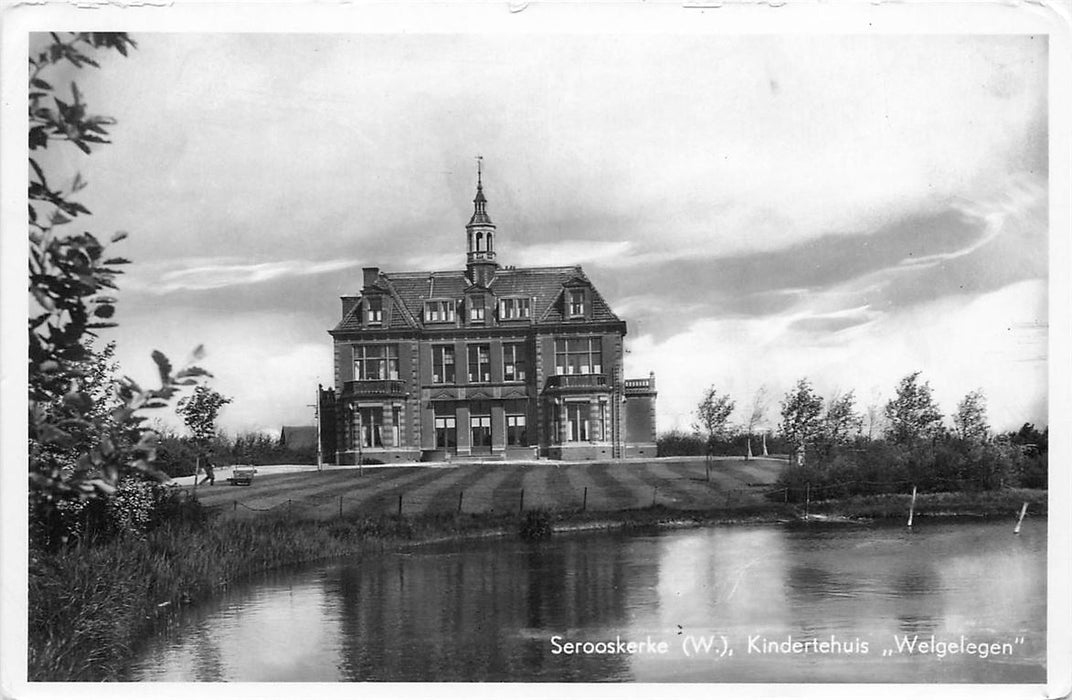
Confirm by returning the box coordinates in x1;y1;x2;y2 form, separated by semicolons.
466;157;498;287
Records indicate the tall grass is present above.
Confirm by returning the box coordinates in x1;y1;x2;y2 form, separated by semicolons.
28;508;537;681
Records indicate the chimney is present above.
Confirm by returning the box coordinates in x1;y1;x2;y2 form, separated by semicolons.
362;267;380;288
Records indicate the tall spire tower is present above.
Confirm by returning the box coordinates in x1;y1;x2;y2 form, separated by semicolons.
466;156;498;287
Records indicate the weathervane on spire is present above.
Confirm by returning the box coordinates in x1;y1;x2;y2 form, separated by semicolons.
476;154;483;188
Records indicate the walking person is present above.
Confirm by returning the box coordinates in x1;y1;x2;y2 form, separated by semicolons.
199;453;216;486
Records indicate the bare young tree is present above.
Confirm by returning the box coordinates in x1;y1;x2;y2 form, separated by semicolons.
744;386;770;460
864;387;884;441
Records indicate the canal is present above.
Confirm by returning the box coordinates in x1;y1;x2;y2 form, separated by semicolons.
130;519;1046;682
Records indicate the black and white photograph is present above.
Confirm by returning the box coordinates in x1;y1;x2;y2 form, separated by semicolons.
2;2;1069;696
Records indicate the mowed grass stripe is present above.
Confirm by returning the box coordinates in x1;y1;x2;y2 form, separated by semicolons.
418;465;501;515
631;462;712;508
405;465;495;515
642;462;723;509
194;470;343;507
720;458;784;485
196;468;407;509
561;463;598;510
353;467;474;516
544;465;582;511
489;467;528;514
270;467;442;520
517;467;546;509
285;468;433;508
450;466;515;514
220;467;442;518
585;463;644;510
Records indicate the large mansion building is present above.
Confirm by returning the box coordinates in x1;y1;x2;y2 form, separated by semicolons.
321;169;656;463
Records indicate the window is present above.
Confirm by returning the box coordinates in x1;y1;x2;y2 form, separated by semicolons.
432;345;455;383
502;343;527;382
553;337;603;376
470;414;492;449
354;345;399;380
467;344;491;383
499;297;531;320
568;289;585;317
468;295;485;322
435;416;457;449
356;406;383;447
366;296;383;325
507;414;527;446
566;402;589;442
424;300;456;323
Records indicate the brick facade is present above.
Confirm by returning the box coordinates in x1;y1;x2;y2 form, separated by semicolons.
323;170;656;463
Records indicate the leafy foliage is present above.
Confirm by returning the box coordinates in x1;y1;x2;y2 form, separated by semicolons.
884;371;943;444
176;386;233;448
779;379;824;466
27;32;207;551
953;389;990;442
693;386;735;454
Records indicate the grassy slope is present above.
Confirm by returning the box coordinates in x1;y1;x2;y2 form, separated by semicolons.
190;457;787;520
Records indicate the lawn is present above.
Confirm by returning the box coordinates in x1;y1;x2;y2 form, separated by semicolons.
189;457;787;520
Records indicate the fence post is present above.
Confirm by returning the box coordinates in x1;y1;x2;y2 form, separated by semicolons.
783;487;788;504
233;500;237;512
907;485;917;528
519;489;525;514
458;490;464;514
583;486;588;512
339;495;343;519
805;482;810;519
287;499;292;519
1014;502;1029;534
398;493;403;517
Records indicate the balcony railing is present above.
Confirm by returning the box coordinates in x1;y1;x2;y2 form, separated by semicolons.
343;379;407;397
545;374;608;391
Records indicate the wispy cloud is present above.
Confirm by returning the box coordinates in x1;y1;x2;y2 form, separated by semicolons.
125;258;362;294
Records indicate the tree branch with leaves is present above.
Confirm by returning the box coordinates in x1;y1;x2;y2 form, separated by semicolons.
27;33;207;550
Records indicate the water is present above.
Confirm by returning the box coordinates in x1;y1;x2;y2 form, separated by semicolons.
130;519;1046;683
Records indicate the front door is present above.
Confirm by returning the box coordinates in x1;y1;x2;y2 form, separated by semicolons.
470;415;491;455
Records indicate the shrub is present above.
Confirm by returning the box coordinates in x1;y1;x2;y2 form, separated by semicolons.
519;509;552;540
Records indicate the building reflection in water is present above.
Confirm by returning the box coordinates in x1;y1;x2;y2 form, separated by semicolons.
131;521;1045;683
329;534;643;681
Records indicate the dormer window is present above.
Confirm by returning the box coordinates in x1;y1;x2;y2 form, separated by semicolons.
424;300;456;323
499;297;531;320
366;296;383;325
568;289;586;317
469;295;486;323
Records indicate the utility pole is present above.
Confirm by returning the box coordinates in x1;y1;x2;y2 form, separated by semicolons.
308;385;323;472
315;384;323;471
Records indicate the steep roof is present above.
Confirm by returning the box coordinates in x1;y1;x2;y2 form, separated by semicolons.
332;265;623;333
279;425;317;450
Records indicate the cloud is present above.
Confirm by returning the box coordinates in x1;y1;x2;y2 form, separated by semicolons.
125;258;361;294
625;280;1047;434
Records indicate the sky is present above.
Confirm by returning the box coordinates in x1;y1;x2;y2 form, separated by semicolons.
34;31;1049;436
